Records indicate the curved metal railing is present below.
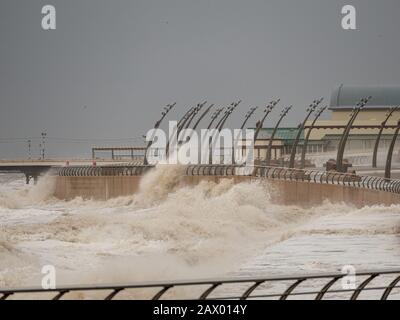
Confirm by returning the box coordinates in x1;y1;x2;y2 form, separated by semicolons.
57;163;400;195
184;164;400;194
1;269;400;300
57;163;154;177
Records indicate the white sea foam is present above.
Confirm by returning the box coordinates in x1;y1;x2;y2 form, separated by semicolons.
0;167;399;299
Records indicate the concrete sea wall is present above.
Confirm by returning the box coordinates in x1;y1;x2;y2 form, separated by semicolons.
54;175;400;207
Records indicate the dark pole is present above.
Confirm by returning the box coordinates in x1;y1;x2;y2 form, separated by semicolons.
241;106;258;130
336;96;371;172
184;101;207;130
215;100;241;130
372;105;400;168
193;104;214;130
254;99;280;142
385;119;400;179
165;105;194;158
206;107;224;130
232;106;258;164
289;98;323;168
177;106;195;128
27;139;32;160
178;106;198;132
41;132;47;160
182;103;213;147
208;100;241;164
265;105;292;166
143;102;176;165
300;105;327;169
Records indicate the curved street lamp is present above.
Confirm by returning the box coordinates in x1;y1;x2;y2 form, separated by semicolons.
206;107;224;130
372;105;400;168
143;102;176;165
384;119;400;179
193;104;214;130
241;106;258;130
300;105;327;169
232;106;259;164
253;99;280;142
216;100;241;130
336;96;371;172
184;101;207;130
165;105;196;158
265;105;292;166
289;98;323;168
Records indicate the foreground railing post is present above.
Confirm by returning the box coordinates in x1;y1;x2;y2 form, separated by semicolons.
289;98;323;168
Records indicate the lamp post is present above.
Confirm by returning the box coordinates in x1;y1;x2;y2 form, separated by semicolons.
372;105;400;168
206;107;224;130
289;98;323;168
208;100;241;164
336;96;371;172
193;104;214;130
143;103;176;165
27;139;32;160
41;132;47;160
254;99;280;142
183;101;207;130
232;106;258;164
215;100;241;130
384;119;400;179
300;105;327;169
265;105;292;166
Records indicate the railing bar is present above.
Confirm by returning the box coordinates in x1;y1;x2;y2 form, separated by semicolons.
381;275;400;300
199;283;222;300
240;281;265;300
2;270;400;295
350;274;379;300
152;285;173;300
105;288;124;300
315;276;343;300
53;290;69;300
0;293;13;300
212;284;400;300
279;278;307;300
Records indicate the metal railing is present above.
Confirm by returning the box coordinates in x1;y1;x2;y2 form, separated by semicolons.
57;162;154;177
57;163;400;195
185;164;400;194
1;269;400;300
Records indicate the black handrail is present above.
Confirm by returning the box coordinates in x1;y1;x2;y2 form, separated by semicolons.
1;269;400;300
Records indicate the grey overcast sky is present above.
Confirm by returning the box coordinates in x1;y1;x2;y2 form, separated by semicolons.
1;0;400;158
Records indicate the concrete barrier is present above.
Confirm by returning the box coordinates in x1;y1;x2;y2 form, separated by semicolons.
54;174;400;207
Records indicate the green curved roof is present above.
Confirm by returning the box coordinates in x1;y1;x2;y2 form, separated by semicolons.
330;85;400;110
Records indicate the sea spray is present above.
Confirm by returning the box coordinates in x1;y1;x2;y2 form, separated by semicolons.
0;173;56;209
1;168;400;299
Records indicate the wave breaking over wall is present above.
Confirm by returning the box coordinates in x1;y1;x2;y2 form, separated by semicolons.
1;166;399;298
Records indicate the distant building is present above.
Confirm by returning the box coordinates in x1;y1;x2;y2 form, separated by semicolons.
307;85;400;151
254;85;400;162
